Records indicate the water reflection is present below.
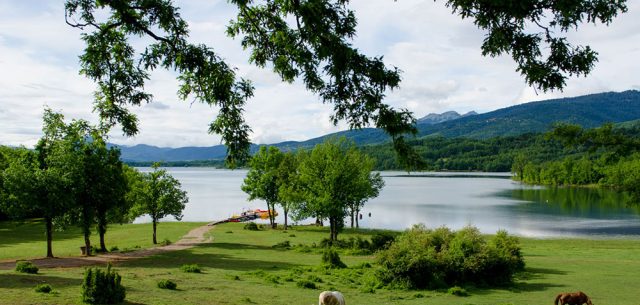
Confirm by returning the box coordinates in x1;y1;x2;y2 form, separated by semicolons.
495;187;640;237
135;168;640;238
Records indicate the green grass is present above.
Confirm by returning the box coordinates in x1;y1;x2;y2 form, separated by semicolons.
0;219;204;260
1;222;640;305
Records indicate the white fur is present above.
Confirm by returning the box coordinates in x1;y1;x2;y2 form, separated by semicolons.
319;291;345;305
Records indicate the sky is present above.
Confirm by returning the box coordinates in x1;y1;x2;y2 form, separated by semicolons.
1;0;639;148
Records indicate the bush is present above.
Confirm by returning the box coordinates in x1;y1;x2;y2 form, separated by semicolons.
376;225;524;289
321;248;346;268
272;240;291;249
181;264;202;273
447;286;469;296
157;279;177;290
296;280;317;289
34;284;52;293
15;261;38;274
243;222;259;231
370;233;396;251
81;264;126;304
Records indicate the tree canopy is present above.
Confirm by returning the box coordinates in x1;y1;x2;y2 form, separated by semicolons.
295;138;384;241
129;163;188;244
242;146;284;228
64;0;626;165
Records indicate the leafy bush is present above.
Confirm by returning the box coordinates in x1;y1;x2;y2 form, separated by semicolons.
376;225;524;289
306;274;323;283
370;233;396;251
296;280;317;289
447;286;469;296
272;240;291;249
157;279;177;290
181;264;202;273
321;247;346;268
34;284;52;293
243;222;259;231
15;261;39;274
81;264;126;304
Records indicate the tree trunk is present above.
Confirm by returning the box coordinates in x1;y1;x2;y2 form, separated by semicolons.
350;209;355;228
83;231;91;256
99;230;107;252
97;216;107;252
283;207;288;230
267;202;276;229
329;217;339;241
45;217;54;258
152;219;158;244
355;208;360;228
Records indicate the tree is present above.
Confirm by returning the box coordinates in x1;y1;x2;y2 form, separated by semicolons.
130;164;188;244
86;142;129;252
242;146;284;229
346;153;384;229
1;110;77;258
64;0;626;165
277;151;305;230
296;138;384;241
42;111;130;255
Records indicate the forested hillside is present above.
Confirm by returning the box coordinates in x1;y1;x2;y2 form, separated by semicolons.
111;90;640;163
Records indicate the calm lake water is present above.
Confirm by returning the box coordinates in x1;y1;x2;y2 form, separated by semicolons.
136;168;640;238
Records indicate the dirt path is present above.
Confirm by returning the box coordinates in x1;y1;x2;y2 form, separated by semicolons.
0;224;215;270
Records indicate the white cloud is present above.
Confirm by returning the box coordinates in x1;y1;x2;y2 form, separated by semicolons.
0;0;638;148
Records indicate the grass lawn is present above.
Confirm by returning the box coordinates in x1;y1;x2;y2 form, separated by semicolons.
0;219;204;260
1;221;640;305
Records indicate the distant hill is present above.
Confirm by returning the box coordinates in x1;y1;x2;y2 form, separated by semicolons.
417;111;477;125
114;90;640;162
416;90;640;139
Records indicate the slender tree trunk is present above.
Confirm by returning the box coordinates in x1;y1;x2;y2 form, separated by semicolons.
329;217;339;241
97;213;108;252
152;218;158;244
83;231;91;256
350;208;355;228
45;216;54;258
98;225;107;252
355;207;360;228
267;202;276;229
283;207;288;230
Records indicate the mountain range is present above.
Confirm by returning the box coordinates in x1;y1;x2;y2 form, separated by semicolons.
113;90;640;162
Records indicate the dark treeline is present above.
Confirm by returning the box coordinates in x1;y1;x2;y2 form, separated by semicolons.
515;123;640;195
360;133;568;172
361;122;640;178
125;160;226;168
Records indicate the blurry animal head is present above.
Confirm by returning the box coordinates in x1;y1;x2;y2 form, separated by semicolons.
319;291;345;305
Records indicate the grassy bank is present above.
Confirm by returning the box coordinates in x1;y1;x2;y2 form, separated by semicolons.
0;219;204;260
1;222;639;305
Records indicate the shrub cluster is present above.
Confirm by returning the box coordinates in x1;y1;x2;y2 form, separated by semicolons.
318;232;396;254
181;264;202;273
243;222;260;231
15;261;39;274
321;247;346;268
34;284;52;293
376;225;524;289
81;264;126;304
157;279;177;290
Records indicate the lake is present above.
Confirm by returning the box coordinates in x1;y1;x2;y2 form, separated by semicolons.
136;168;640;238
